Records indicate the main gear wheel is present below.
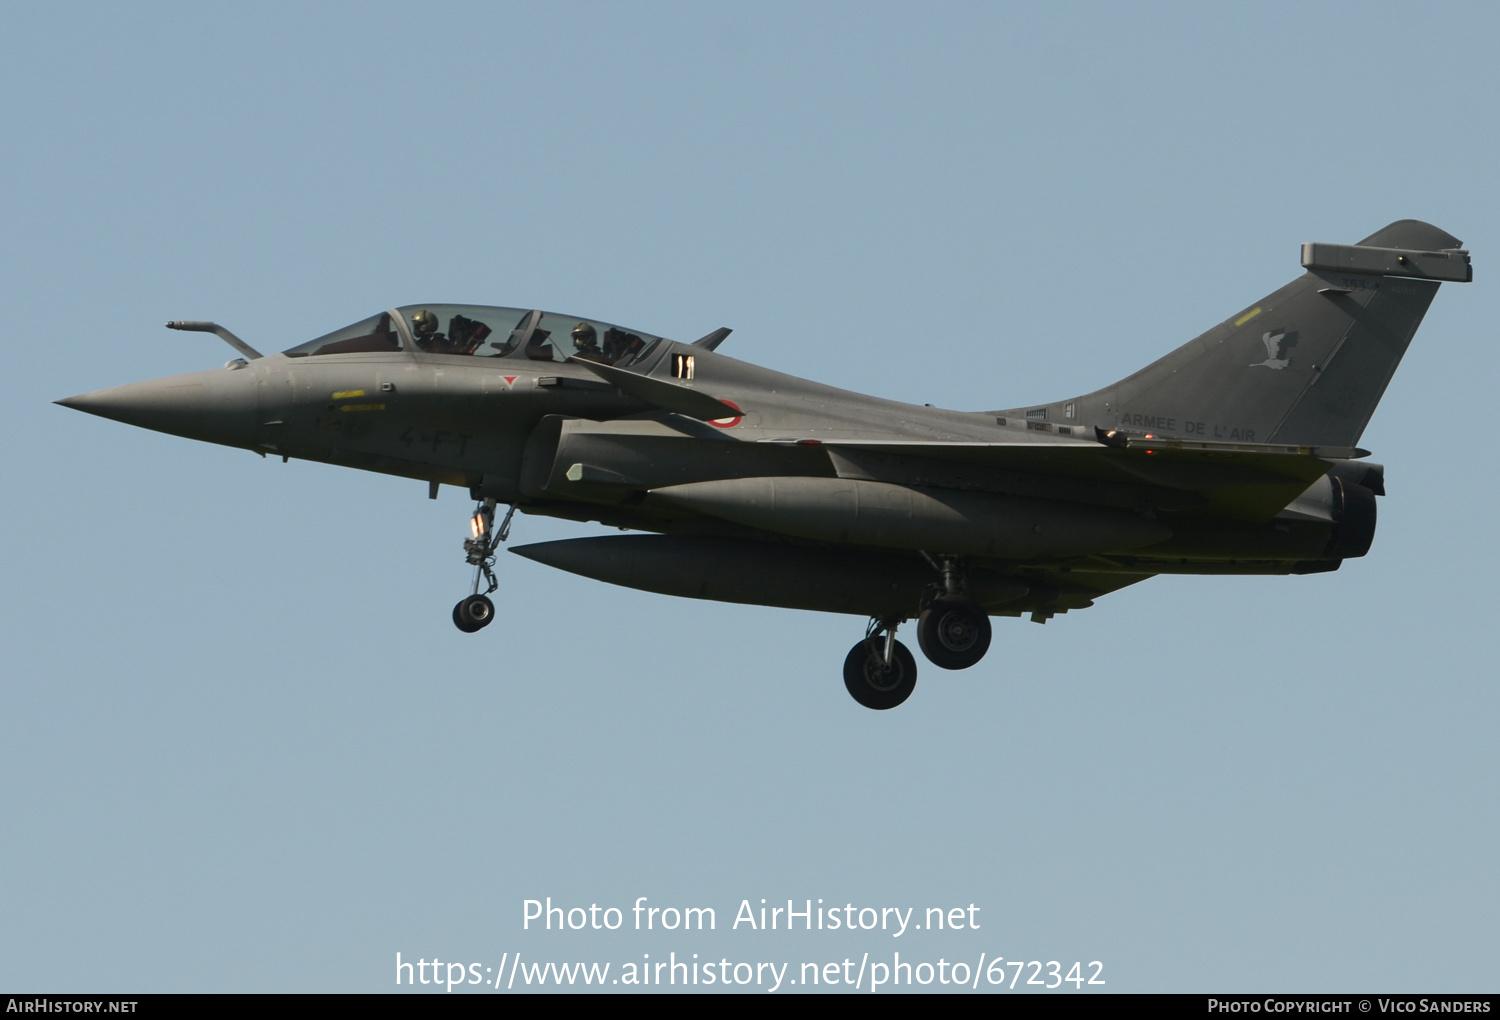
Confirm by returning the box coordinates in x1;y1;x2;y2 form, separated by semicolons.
916;596;991;670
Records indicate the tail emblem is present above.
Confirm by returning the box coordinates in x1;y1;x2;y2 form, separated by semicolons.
1250;329;1296;370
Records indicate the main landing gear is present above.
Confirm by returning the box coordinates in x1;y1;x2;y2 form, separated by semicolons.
915;554;991;670
841;555;994;709
843;617;918;710
916;596;991;670
453;499;514;633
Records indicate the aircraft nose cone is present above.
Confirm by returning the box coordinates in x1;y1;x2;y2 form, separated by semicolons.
56;368;258;448
57;378;208;432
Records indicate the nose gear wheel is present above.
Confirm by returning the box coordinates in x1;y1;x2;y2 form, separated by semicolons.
453;594;495;633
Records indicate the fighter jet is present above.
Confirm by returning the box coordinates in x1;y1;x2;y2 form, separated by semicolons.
57;220;1470;708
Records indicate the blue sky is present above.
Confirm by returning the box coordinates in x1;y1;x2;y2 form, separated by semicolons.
2;1;1497;992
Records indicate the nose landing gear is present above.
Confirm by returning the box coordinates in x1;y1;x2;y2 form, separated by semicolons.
453;499;514;633
843;617;917;710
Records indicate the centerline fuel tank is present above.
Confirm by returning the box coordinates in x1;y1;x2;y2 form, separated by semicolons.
647;477;1171;559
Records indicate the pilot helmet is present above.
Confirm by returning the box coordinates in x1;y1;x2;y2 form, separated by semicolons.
412;309;439;336
572;322;598;349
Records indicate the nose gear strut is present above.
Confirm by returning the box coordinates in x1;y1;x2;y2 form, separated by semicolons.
453;500;514;633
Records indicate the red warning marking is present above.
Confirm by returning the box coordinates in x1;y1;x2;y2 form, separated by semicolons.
708;399;742;428
502;376;517;387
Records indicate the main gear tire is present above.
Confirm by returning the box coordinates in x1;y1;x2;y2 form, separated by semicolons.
843;638;918;710
453;594;495;633
917;596;991;670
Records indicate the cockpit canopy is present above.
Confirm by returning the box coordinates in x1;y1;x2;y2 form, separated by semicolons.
283;305;664;368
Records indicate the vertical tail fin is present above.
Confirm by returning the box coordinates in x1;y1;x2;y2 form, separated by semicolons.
1057;220;1469;447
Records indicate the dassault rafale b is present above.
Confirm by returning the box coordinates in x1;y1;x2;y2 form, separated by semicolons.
58;220;1470;708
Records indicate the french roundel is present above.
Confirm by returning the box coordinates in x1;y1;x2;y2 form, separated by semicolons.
709;400;742;428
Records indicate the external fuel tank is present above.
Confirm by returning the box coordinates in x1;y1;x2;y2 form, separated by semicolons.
647;477;1171;558
510;535;1031;617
